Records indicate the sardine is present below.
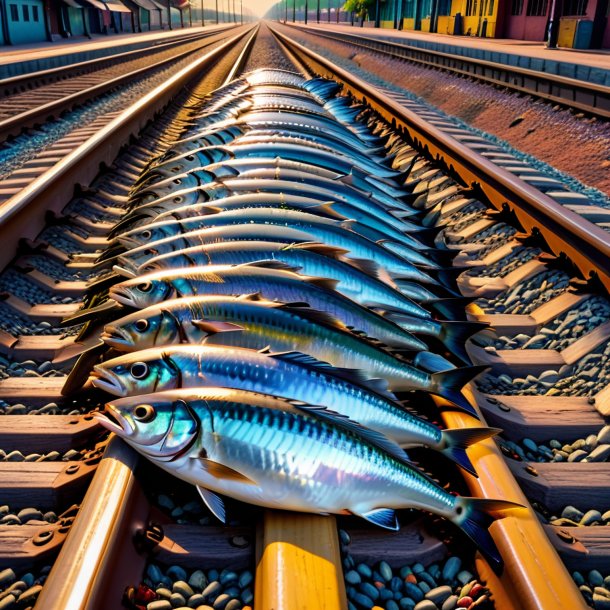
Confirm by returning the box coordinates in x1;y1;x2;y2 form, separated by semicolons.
95;389;520;568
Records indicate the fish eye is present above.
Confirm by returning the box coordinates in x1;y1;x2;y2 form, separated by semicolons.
134;319;149;332
138;282;152;293
130;362;149;379
133;404;156;423
186;155;195;161
141;230;152;240
173;197;183;203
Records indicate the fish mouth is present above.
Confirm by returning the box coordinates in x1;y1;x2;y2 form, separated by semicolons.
90;365;127;396
101;325;133;350
109;285;138;308
118;235;143;250
93;404;132;437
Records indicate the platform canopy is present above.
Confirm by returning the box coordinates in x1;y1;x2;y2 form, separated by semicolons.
103;0;132;12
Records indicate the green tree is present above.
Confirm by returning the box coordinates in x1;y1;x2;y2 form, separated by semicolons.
342;0;373;19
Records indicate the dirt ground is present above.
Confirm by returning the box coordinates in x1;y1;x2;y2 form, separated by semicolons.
289;30;610;197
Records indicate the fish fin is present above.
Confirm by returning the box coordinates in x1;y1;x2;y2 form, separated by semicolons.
431;366;488;416
112;265;137;279
258;345;272;354
440;427;501;476
240;260;301;273
196;458;257;485
311;202;348;221
426;296;475;321
291;403;410;466
59;299;123;327
196;486;226;523
285;242;351;259
191;320;244;335
345;257;382;279
438;321;488;364
413;351;455;374
453;497;524;571
306;277;340;292
351;508;399;531
339;219;357;232
277;304;346;331
238;292;263;301
268;351;397;401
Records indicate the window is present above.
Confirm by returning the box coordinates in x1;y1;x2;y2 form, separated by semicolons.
403;0;414;18
562;0;588;14
511;0;523;14
32;4;39;20
526;0;548;15
22;4;30;20
488;0;495;14
9;3;18;20
465;0;478;16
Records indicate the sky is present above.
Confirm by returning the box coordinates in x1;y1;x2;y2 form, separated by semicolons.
245;0;277;16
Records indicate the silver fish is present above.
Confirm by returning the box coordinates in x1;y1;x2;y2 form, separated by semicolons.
95;389;520;568
92;342;481;414
101;297;495;472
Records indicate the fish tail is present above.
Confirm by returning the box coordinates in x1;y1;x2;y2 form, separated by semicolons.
438;321;489;364
430;366;488;416
439;427;501;475
425;296;475;321
452;497;524;571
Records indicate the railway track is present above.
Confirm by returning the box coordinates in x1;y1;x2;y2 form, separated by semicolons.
280;23;610;120
0;25;249;206
0;20;607;610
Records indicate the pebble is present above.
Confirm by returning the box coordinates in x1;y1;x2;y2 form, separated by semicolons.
360;582;380;601
442;595;458;610
568;449;588;462
202;581;222;599
167;566;187;582
0;595;16;609
340;529;351;546
590;571;605;587
562;506;584;522
147;601;172;610
413;601;437;610
581;510;603;526
212;593;231;609
17;508;43;523
346;571;362;585
598;426;610;445
456;571;473;586
238;571;252;589
187;594;204;607
17;585;43;605
457;597;473;608
405;583;424;602
173;581;194;598
170;592;186;607
225;600;241;610
441;557;461;583
351;592;374;608
586;444;610;462
379;561;393;582
426;585;452;605
189;570;207;591
593;593;610;609
147;564;165;586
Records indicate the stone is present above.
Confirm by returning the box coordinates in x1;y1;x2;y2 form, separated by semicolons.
442;595;458;610
167;566;187;582
213;594;231;609
580;510;603;526
147;601;172;610
238;571;253;589
456;571;473;586
562;506;584;522
173;582;194;598
202;582;222;600
413;602;437;610
346;571;361;585
597;425;610;445
170;593;186;607
442;556;462;583
189;570;207;591
590;571;604;587
586;444;610;462
567;449;588;462
425;585;452;605
405;582;424;602
379;561;393;582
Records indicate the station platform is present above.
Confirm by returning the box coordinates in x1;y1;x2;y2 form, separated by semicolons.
291;22;610;86
0;23;237;79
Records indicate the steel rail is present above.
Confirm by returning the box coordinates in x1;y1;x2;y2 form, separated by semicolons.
0;25;254;272
0;27;235;93
271;25;610;296
222;24;261;85
285;23;610;119
33;437;143;610
269;24;590;610
0;27;241;140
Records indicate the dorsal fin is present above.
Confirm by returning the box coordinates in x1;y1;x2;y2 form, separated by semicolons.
286;242;350;260
238;292;263;301
268;351;397;400
312;202;347;221
344;257;382;279
339;219;356;232
278;304;347;331
239;260;301;273
290;403;411;467
306;277;340;291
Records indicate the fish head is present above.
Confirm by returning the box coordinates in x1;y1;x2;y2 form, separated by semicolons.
91;349;182;396
118;222;182;249
95;394;198;460
102;307;173;351
109;276;175;309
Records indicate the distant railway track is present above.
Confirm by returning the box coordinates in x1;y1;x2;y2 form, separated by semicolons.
282;23;610;120
0;20;608;610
